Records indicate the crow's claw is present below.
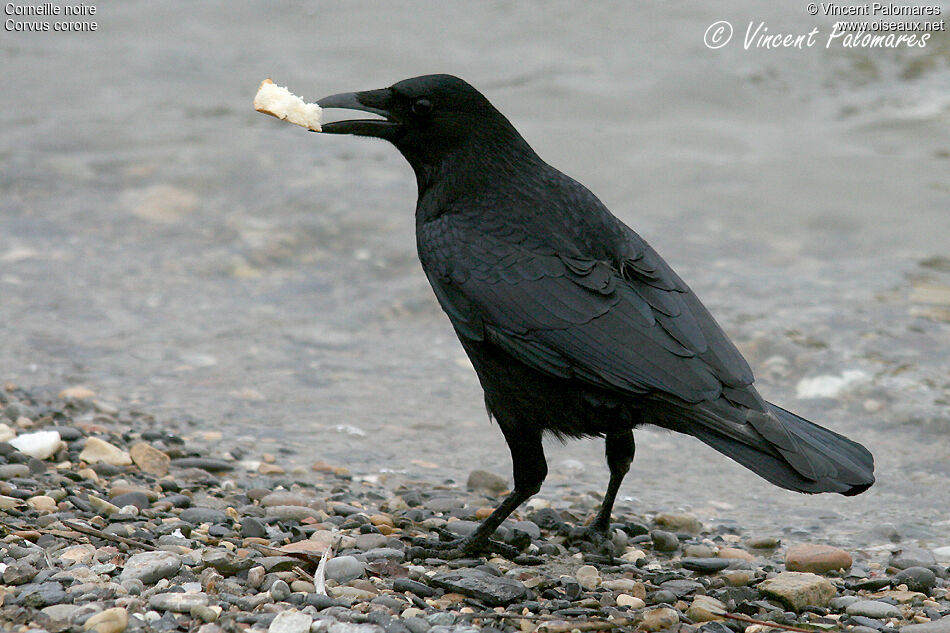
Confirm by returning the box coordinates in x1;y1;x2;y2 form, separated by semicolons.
406;532;521;561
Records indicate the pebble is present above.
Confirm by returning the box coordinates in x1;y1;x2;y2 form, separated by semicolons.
120;551;182;584
129;442;170;476
268;610;313;633
617;594;646;608
393;578;437;598
574;564;600;590
148;592;209;612
325;555;365;583
890;547;937;570
88;494;121;515
847;600;902;619
895;567;937;593
654;512;702;534
901;617;950;633
260;491;312;507
758;571;837;610
466;469;508;494
180;506;229;525
80;437;132;466
641;607;680;631
688;595;727;622
270;579;291;601
682;557;730;573
83;606;128;633
603;578;646;597
265;504;324;521
170;457;234;471
10;430;63;460
650;529;679;552
785;543;853;573
430;569;527;606
27;494;57;512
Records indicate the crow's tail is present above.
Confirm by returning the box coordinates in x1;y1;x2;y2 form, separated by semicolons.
684;401;874;496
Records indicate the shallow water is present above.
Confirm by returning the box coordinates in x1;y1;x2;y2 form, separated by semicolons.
2;1;949;547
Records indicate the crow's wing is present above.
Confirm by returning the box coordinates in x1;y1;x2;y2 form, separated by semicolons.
419;213;754;405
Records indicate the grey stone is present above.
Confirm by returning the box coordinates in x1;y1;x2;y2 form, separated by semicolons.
0;464;31;479
466;469;508;494
171;457;234;471
180;506;229;525
363;547;404;562
120;550;182;584
511;520;540;540
426;497;463;513
445;520;479;537
204;550;255;576
270;579;291;601
241;516;268;538
890;546;936;570
830;596;862;610
268;609;312;633
402;617;431;633
894;566;937;593
20;581;67;607
41;603;82;622
325;556;365;583
681;558;730;573
265;505;323;522
111;491;151;509
393;578;437;598
260;491;311;507
3;562;38;585
649;589;677;605
901;616;950;633
846;600;901;619
329;624;385;633
650;530;679;552
430;569;526;606
355;533;389;550
660;579;704;597
148;592;209;612
305;594;341;610
426;613;456;626
260;556;299;572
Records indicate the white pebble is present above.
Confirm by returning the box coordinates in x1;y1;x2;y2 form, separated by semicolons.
9;430;62;460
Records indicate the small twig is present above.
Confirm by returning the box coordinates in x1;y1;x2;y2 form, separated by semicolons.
293;566;315;583
61;519;156;551
724;612;834;633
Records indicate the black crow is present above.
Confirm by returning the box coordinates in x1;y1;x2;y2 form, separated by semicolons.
315;74;874;558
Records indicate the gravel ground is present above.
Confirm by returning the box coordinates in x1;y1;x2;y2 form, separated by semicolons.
2;385;950;633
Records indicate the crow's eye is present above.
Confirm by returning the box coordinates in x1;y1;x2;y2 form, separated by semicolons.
411;98;433;116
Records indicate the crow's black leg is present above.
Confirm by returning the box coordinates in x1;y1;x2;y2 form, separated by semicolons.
409;424;546;560
566;429;635;555
592;429;635;533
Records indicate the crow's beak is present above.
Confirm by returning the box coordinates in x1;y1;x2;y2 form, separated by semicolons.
317;88;400;138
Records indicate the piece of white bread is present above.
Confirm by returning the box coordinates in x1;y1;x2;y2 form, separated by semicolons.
253;78;322;132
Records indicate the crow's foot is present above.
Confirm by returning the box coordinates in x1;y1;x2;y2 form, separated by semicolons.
565;524;617;558
406;526;521;561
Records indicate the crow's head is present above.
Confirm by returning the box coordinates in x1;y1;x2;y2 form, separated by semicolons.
318;74;527;178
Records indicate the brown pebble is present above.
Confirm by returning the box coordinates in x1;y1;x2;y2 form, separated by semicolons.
785;543;852;574
718;546;755;561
